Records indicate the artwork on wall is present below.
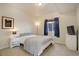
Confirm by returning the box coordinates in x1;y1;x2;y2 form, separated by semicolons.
2;16;14;29
67;25;75;35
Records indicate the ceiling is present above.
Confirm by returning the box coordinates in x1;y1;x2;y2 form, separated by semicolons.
40;3;78;14
0;3;78;17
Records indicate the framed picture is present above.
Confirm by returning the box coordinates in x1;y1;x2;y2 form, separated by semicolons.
2;16;14;29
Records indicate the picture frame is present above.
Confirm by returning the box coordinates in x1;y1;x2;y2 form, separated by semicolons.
2;16;14;29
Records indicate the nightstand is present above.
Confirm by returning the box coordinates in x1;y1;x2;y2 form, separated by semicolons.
10;35;20;48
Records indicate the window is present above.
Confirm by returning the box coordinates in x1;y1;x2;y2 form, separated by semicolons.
44;17;60;37
47;22;54;32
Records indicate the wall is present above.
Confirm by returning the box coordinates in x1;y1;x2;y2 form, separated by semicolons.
37;12;77;44
0;4;78;49
0;5;35;49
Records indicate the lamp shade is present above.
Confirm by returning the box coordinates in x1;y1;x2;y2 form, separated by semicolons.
11;29;17;35
35;22;40;26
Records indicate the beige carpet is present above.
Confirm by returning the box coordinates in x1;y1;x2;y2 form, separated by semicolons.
0;44;79;56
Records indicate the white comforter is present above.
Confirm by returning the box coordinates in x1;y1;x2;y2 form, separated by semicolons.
23;35;52;56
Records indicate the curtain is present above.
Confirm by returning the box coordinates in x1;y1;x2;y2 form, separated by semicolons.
44;19;48;35
53;17;60;37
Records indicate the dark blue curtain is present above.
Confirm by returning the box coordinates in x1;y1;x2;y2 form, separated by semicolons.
44;19;48;35
53;17;60;37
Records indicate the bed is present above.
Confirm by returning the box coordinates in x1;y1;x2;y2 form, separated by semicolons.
19;34;53;56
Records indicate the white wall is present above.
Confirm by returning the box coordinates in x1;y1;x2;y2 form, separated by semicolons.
0;5;35;49
37;12;77;44
0;4;78;49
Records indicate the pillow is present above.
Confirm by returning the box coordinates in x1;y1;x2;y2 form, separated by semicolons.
19;33;33;37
